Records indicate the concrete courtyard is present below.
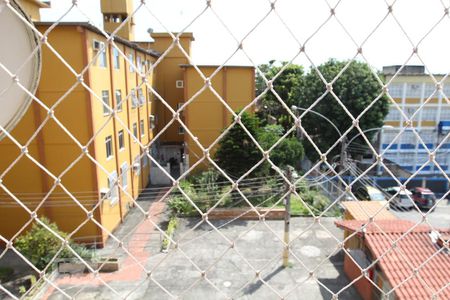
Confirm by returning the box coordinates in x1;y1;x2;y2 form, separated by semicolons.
45;216;360;300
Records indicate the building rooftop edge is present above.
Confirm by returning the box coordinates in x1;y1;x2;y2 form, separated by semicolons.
34;22;161;58
150;32;195;41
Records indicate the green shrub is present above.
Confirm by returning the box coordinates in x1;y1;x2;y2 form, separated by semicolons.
161;217;179;251
14;217;91;270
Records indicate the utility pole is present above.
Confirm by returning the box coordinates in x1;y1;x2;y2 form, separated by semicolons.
283;167;293;267
338;136;348;194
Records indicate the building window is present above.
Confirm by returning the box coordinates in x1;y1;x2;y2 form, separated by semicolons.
149;115;155;129
118;130;125;150
140;120;145;137
137;56;142;73
133;155;141;175
131;89;138;108
102;90;110;115
176;80;184;88
424;84;437;99
388;83;403;98
385;108;400;121
421;107;437;122
133;122;138;142
179;125;185;135
108;171;118;205
137;88;144;106
99;47;107;68
406;83;422;98
440;107;450;120
128;53;134;72
115;90;122;112
113;47;120;69
121;163;128;189
105;135;113;158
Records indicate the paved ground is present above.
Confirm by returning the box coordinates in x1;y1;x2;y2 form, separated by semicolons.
391;200;450;229
44;216;360;300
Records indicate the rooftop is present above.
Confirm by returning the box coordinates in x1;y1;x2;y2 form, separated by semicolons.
34;22;160;58
336;219;450;299
341;201;396;221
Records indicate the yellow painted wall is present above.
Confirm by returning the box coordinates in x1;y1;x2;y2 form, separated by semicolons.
149;33;193;144
0;24;157;247
183;66;255;167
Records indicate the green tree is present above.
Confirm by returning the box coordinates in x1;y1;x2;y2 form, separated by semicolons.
14;217;91;270
256;61;304;128
298;59;389;160
258;125;304;169
214;112;261;177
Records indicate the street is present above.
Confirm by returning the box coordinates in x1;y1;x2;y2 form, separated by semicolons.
391;201;450;229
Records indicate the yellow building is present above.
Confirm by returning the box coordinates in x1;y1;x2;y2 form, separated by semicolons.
182;65;256;168
0;0;256;245
0;0;157;246
381;65;450;175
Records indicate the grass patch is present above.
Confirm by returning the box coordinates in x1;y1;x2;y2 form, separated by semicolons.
161;217;178;251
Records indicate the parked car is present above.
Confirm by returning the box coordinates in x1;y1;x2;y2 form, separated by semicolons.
384;187;414;210
410;187;436;211
354;185;386;202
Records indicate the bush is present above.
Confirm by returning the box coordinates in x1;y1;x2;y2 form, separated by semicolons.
14;217;91;270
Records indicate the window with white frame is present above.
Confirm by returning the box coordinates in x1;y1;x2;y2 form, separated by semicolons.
440;107;450;120
388;83;403;98
137;56;142;73
105;135;113;158
420;130;435;144
443;85;450;98
137;88;144;106
118;130;124;150
121;162;128;189
99;46;107;68
385;108;401;121
424;84;437;99
178;125;185;135
131;88;138;108
176;80;184;88
115;89;122;112
420;107;437;122
406;83;421;98
140;120;145;137
400;131;415;145
108;171;119;205
133;155;141;175
113;47;120;69
102;90;110;115
132;123;138;142
128;53;134;72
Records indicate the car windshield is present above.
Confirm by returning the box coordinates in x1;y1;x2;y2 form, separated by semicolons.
400;194;411;200
422;194;436;201
370;192;385;201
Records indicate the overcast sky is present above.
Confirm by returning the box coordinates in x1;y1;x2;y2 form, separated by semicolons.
41;0;450;74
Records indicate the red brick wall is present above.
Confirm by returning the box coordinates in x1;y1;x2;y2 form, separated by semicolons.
343;253;373;300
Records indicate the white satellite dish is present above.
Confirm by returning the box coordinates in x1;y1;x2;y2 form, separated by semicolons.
0;0;42;140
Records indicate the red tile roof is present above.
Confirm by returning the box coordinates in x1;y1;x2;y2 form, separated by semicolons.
336;219;450;299
341;201;397;221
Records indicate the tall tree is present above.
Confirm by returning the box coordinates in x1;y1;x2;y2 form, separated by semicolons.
298;59;389;160
214;112;261;177
256;61;304;128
